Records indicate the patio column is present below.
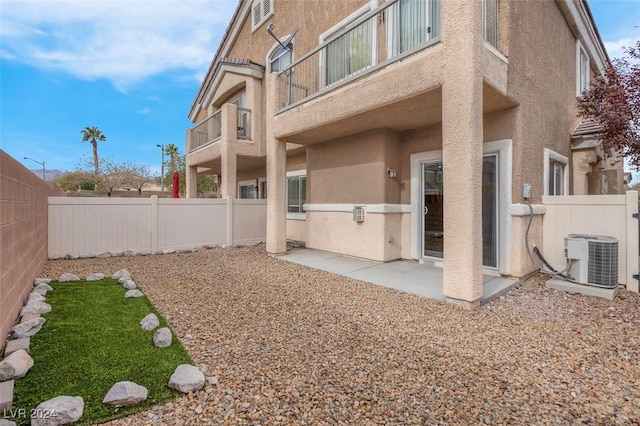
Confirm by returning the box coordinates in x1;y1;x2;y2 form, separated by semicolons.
265;73;287;255
441;0;484;308
220;103;238;199
185;165;197;199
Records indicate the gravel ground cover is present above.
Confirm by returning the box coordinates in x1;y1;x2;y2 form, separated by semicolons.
41;246;640;425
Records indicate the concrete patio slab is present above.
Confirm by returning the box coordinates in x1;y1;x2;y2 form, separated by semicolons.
546;277;618;300
279;249;518;305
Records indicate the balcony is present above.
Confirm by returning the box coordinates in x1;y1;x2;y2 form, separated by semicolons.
189;110;221;152
276;0;441;111
188;107;252;153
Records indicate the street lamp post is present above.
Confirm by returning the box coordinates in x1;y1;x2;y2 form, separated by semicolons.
24;157;45;180
156;144;165;192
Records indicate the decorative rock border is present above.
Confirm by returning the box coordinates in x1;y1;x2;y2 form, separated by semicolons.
0;278;51;411
48;246;208;261
1;269;206;422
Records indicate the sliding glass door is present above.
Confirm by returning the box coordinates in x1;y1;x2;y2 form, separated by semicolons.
421;155;498;268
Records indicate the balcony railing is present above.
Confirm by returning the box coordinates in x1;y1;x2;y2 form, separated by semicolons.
237;107;251;140
188;107;252;152
276;0;441;111
190;110;222;152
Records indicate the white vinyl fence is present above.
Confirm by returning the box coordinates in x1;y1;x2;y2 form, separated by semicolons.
48;196;266;258
542;191;639;292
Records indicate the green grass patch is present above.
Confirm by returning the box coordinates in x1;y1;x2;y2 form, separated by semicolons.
8;278;193;425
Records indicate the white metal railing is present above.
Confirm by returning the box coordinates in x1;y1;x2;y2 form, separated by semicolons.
237;107;251;139
276;0;441;110
189;110;222;152
483;0;499;49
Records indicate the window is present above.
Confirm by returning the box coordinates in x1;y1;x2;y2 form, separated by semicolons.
238;180;257;199
324;20;374;86
549;161;564;195
231;93;249;138
258;177;267;199
391;0;440;56
577;41;590;95
270;43;292;73
252;0;273;32
320;3;376;87
483;0;498;48
286;171;306;218
544;149;568;196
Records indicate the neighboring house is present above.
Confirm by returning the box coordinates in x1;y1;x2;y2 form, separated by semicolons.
571;118;626;195
185;0;613;307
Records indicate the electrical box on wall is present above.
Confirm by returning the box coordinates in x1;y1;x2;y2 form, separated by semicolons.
353;207;365;222
523;183;532;199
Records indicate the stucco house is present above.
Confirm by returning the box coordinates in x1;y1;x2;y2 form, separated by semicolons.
185;0;613;308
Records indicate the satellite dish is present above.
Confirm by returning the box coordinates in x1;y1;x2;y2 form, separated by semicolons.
267;23;297;52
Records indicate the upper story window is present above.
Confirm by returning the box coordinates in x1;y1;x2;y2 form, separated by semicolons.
544;149;568;196
252;0;273;32
577;41;590;95
390;0;440;56
483;0;499;49
321;3;376;87
270;43;293;73
230;92;249;138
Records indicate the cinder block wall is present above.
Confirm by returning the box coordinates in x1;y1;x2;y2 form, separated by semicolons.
0;150;62;347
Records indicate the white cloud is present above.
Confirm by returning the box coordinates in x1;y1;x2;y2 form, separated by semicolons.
604;38;635;60
0;0;237;90
136;107;151;115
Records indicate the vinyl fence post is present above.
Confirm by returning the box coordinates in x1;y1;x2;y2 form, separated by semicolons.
626;191;639;292
151;195;159;254
227;196;234;247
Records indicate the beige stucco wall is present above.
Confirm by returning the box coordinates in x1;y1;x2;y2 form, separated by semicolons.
306;211;404;262
286;219;306;242
506;0;580;204
307;129;401;204
227;1;370;70
191;0;606;285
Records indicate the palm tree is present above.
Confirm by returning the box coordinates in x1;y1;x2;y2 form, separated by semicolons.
81;126;107;175
164;143;180;174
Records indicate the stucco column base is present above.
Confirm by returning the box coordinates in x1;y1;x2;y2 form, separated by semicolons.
220;103;238;199
186;165;197;199
265;73;287;255
440;0;484;303
445;297;481;310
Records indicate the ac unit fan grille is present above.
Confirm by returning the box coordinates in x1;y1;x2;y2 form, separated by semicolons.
587;240;618;288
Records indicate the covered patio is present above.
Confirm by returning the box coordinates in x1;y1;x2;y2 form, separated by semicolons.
279;248;519;305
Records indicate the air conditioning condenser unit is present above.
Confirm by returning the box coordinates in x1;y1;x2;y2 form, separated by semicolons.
564;234;618;288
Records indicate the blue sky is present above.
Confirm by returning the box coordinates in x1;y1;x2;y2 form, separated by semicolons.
1;0;639;177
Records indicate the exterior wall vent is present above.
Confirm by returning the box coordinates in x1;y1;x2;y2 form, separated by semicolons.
353;206;365;222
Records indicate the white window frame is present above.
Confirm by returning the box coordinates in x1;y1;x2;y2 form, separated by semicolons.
251;0;274;33
286;170;306;220
387;0;440;59
238;179;258;199
409;140;513;275
319;0;378;88
576;40;590;96
543;148;569;196
267;36;294;73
